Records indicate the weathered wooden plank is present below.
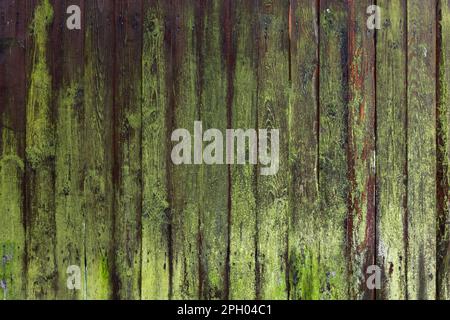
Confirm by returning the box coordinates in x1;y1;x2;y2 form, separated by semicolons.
194;0;230;300
141;0;170;300
346;0;376;299
83;0;115;300
376;0;408;300
437;0;450;300
229;0;258;300
113;0;143;299
167;0;200;299
287;0;320;300
52;0;85;299
318;0;348;299
255;0;290;299
0;0;26;300
25;0;57;299
407;0;436;300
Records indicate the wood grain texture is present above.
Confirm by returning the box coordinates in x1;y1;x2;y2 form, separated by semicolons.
113;0;143;299
0;0;26;300
376;0;408;300
25;0;57;299
196;0;229;300
168;0;200;299
229;0;258;300
255;0;290;300
141;0;170;300
346;0;376;299
406;0;436;300
437;0;450;300
288;0;320;300
318;0;349;299
83;0;115;299
53;0;85;299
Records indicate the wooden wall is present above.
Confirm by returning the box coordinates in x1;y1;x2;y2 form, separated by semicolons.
0;0;450;300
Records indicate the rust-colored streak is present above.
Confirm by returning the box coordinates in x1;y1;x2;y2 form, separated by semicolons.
345;0;356;298
346;0;376;299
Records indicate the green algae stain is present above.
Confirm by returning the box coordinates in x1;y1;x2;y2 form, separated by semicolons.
318;1;350;299
92;254;111;297
289;247;321;300
255;1;290;300
375;0;408;300
25;0;57;299
0;155;24;172
0;141;26;300
26;0;54;170
54;81;85;299
437;2;450;299
0;242;16;299
0;125;26;299
141;8;169;299
126;113;142;130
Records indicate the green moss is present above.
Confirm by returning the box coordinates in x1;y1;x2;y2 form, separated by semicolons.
25;0;57;299
0;145;25;299
26;0;54;169
126;113;142;130
164;2;203;300
375;0;408;300
0;155;24;172
96;254;110;296
0;119;26;299
289;247;321;300
54;80;85;299
254;1;291;300
318;0;349;299
436;1;450;299
404;1;437;299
